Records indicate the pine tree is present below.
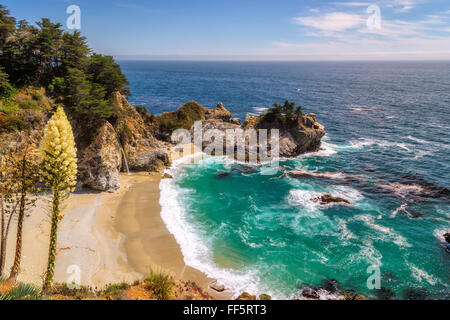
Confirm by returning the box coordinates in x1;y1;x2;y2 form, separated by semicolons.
39;107;77;291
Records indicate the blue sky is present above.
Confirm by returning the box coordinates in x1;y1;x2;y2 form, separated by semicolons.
3;0;450;60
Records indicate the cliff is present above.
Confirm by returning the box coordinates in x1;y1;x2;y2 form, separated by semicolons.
1;90;325;192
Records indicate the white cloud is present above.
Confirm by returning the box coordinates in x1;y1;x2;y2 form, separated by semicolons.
334;2;371;7
387;0;416;13
294;12;364;32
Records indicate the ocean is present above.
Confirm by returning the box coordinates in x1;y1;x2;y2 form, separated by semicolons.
120;61;450;299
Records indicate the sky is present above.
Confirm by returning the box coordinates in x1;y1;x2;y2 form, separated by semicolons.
3;0;450;60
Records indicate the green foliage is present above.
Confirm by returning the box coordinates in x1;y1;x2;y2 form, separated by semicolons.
101;282;131;299
136;105;156;123
50;283;95;300
144;269;175;300
118;124;132;145
0;113;28;132
0;5;129;121
88;54;130;97
158;101;207;135
261;100;303;123
0;283;43;300
53;68;113;119
0;67;15;100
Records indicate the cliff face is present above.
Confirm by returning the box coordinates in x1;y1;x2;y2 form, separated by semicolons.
251;112;326;157
1;91;326;192
177;103;325;158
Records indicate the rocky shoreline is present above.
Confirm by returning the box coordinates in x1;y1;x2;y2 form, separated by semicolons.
1;91;326;193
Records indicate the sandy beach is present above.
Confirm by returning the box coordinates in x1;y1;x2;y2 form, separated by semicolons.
4;166;229;299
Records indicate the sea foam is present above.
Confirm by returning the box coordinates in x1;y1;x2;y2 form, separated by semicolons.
159;152;283;299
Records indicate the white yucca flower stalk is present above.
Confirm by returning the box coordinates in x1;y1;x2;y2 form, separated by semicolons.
40;106;77;291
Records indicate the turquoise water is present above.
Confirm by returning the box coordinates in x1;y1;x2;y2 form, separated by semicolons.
121;61;450;299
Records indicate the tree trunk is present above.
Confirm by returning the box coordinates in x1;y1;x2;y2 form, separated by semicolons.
0;195;5;276
8;159;27;282
8;194;25;281
43;189;60;292
0;236;6;277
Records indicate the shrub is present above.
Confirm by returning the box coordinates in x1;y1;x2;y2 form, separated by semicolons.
101;282;131;299
31;92;42;101
50;283;94;299
158;101;208;135
0;283;43;300
0;114;28;132
118;124;132;145
144;269;175;300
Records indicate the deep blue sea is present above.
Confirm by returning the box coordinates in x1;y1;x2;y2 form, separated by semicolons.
120;61;450;299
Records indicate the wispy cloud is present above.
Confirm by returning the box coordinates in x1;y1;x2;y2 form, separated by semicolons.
294;12;364;33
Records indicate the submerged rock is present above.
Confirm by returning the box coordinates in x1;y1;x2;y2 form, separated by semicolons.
321;279;340;294
312;194;351;205
402;288;429;300
373;287;396;300
217;172;230;179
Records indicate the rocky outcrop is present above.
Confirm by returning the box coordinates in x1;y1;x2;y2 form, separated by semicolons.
112;92;171;173
77;122;122;192
1;91;326;192
179;102;325;159
236;292;256;300
312;194;351;205
247;112;325;157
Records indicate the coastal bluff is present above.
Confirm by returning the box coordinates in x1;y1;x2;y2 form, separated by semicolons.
0;90;326;192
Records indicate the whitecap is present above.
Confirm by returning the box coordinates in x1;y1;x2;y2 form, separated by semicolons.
352;214;411;248
160;153;285;299
410;265;437;286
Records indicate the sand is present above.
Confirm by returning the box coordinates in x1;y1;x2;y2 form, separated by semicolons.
3;169;230;299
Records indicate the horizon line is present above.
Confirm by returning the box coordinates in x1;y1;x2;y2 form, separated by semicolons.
113;54;450;62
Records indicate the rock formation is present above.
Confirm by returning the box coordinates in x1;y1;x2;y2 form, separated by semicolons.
1;91;326;192
77;122;122;192
312;194;351;205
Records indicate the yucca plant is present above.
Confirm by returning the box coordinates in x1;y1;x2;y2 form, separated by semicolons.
0;283;42;300
144;269;175;300
39;107;77;291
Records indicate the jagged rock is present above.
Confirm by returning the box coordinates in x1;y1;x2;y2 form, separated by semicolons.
444;233;450;243
162;173;173;179
112;92;171;172
78;122;122;192
207;102;232;121
312;194;351;205
321;279;340;293
242;115;258;130
230;118;241;125
237;292;256;300
301;287;320;299
259;294;271;300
